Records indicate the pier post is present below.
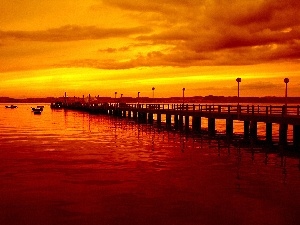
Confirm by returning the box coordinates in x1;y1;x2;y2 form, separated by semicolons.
192;116;201;132
157;114;161;127
133;111;137;120
208;118;215;136
185;116;189;131
138;112;146;123
174;115;179;129
148;113;153;124
118;110;123;117
279;123;288;145
179;115;183;130
249;121;257;140
166;114;172;128
244;121;250;139
226;118;233;137
266;122;272;143
293;125;300;148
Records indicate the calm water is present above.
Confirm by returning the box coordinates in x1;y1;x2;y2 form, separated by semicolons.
0;104;300;225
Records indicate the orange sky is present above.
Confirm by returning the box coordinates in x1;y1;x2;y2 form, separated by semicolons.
0;0;300;98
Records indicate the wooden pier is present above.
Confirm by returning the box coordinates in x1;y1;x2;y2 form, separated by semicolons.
52;102;300;148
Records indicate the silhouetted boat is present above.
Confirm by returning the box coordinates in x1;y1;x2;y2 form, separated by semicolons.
31;107;43;114
32;106;44;112
5;105;17;109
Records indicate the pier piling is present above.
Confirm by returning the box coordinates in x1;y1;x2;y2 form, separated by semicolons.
208;118;215;136
192;116;201;132
59;102;300;148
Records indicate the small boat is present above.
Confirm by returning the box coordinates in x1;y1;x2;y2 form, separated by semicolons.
31;107;43;114
5;105;17;109
32;106;44;111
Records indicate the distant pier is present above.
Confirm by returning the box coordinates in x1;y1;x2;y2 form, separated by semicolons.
52;102;300;148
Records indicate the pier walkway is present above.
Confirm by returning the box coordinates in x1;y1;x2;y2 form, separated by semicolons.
52;102;300;147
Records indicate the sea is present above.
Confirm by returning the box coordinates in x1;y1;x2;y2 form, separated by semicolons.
0;103;300;225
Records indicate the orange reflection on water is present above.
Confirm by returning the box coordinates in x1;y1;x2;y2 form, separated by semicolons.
0;104;300;225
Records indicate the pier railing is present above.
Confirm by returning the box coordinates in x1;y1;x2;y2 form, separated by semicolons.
109;103;300;117
60;102;300;117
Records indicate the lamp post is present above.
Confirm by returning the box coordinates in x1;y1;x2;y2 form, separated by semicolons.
114;91;117;99
121;94;123;98
152;87;155;98
182;88;185;104
236;78;241;105
137;92;140;105
284;78;289;106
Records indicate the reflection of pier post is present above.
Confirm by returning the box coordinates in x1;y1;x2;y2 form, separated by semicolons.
208;118;215;136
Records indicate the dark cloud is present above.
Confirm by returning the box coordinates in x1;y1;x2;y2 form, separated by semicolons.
126;0;300;66
2;0;300;71
0;25;152;42
98;46;130;53
239;81;281;90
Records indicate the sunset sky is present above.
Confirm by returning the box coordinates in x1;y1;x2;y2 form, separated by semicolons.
1;0;300;98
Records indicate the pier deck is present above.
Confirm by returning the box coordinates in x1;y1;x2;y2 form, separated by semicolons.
53;102;300;147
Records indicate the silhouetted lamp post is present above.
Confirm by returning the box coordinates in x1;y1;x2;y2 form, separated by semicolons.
137;92;140;105
182;88;185;104
236;78;241;105
114;91;117;99
152;87;155;98
121;94;123;98
284;78;289;106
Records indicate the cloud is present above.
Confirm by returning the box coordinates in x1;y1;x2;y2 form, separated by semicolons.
0;25;152;42
109;0;300;66
98;46;130;53
236;81;281;90
1;0;300;72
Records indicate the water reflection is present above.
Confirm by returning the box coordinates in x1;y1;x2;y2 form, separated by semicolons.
0;104;300;225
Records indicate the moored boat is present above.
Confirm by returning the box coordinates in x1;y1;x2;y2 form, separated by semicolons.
5;105;17;109
31;107;43;114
